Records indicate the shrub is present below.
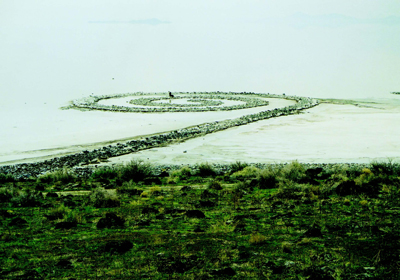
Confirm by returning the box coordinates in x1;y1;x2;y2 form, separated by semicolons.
370;160;400;176
325;164;349;182
231;166;259;181
64;209;85;223
257;167;278;189
362;168;372;175
354;170;374;186
0;173;15;183
233;181;253;193
91;166;119;182
169;166;192;182
207;179;223;190
359;200;369;206
141;186;163;197
88;187;120;208
229;161;248;173
281;241;293;253
9;188;43;207
45;204;70;220
196;162;216;177
249;232;267;244
279;161;306;184
149;186;162;196
271;184;303;200
116;180;142;196
38;167;77;184
0;185;18;203
118;160;153;182
166;176;178;184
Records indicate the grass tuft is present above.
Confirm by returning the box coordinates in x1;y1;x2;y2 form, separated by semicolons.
37;167;77;184
118;160;153;182
249;232;267;244
88;187;120;208
91;166;119;182
169;166;192;182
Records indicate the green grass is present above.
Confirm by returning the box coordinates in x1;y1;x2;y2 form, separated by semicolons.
1;161;400;279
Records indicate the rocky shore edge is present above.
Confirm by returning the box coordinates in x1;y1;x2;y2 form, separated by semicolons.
1;94;318;179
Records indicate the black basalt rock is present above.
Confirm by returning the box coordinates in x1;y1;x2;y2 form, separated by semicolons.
96;213;125;229
103;240;133;255
210;267;236;277
185;210;206;219
9;217;28;228
55;221;77;230
335;180;359;196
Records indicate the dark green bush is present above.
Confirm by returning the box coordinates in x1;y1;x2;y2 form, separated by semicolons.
231;166;259;181
370;160;400;176
169;166;192;183
116;180;143;196
207;179;223;190
88;187;120;208
37;167;77;184
257;168;278;189
0;173;15;183
196;162;216;177
233;180;253;193
0;186;17;202
229;161;248;173
279;161;306;183
91;166;119;182
271;184;304;200
118;160;153;182
1;186;44;207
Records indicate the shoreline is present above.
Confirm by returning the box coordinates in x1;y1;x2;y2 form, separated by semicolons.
0;94;318;179
2;94;400;179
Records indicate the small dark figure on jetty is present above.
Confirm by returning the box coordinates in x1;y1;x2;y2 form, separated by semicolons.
168;91;174;98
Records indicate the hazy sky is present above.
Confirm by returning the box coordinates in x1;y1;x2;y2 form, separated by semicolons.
1;0;400;105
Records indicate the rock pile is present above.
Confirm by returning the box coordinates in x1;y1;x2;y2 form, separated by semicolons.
72;91;273;113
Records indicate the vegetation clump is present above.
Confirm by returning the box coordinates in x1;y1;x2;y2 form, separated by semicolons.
88;187;120;208
116;180;142;196
195;162;217;177
0;185;44;207
257;167;279;189
168;166;192;183
229;161;249;173
37;167;77;184
90;166;119;182
231;165;260;180
206;179;223;190
118;159;153;182
0;173;15;183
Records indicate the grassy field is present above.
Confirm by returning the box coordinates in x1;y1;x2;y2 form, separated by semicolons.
1;160;400;279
